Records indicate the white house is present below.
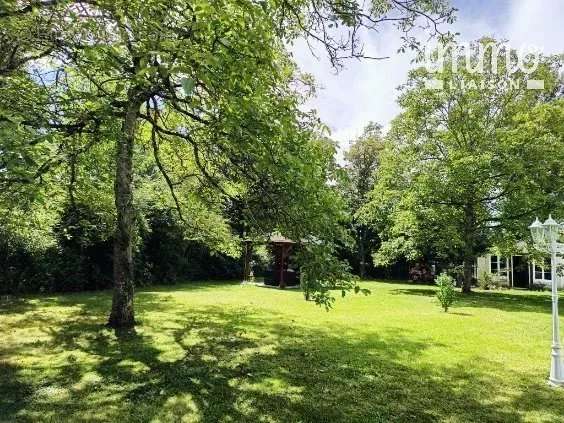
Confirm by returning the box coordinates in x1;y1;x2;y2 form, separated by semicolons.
475;252;563;289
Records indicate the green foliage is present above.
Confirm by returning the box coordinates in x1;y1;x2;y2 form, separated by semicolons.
342;122;384;210
435;273;456;312
0;229;50;294
297;242;367;309
339;122;384;277
138;208;244;284
478;271;495;290
51;202;115;291
362;39;563;290
0;203;247;294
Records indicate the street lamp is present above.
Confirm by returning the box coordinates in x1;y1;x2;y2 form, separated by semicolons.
530;215;564;387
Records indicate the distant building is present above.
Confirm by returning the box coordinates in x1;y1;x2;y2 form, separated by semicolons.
475;245;563;289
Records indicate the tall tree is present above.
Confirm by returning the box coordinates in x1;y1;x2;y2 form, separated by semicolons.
342;122;384;278
362;39;563;292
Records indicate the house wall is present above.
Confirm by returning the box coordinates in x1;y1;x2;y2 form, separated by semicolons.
476;253;564;289
476;256;490;280
476;254;511;287
532;253;564;288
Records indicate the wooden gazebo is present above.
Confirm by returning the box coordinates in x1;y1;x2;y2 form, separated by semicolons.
264;234;299;288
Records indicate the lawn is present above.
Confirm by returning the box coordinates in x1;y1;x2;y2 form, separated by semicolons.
2;281;564;423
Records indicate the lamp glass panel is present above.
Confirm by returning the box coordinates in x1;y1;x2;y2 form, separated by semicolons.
543;216;559;244
531;226;545;245
529;218;545;246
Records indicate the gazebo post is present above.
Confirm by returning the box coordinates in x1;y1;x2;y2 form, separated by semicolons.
267;234;296;288
279;244;288;289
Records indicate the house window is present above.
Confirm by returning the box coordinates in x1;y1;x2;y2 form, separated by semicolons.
499;257;507;277
490;255;508;277
534;258;552;281
490;256;497;273
535;265;543;280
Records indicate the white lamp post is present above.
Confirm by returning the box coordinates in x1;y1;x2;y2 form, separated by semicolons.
530;215;564;386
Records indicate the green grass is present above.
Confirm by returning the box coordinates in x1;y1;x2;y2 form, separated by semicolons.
2;281;564;422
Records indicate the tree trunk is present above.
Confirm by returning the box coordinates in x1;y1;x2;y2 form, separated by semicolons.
358;227;366;279
461;203;477;294
108;93;142;329
242;240;252;282
462;256;474;293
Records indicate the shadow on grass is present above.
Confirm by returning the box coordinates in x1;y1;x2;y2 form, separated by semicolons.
139;280;248;294
1;290;563;422
357;279;430;288
448;311;474;316
0;280;241;314
391;288;554;314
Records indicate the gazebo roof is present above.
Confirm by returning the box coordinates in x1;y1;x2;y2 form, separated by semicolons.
269;233;295;244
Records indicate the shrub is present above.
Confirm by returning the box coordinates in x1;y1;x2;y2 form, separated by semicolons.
478;272;508;290
531;283;546;292
409;262;435;283
478;271;494;290
441;264;464;287
436;273;456;312
138;208;244;284
0;230;52;294
52;202;115;291
0;205;247;294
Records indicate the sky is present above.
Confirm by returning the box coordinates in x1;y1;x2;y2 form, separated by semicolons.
292;0;564;154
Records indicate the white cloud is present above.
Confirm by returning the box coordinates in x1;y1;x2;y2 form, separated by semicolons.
293;27;416;150
505;0;564;54
293;0;564;155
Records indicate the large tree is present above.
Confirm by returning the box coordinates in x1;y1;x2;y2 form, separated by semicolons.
362;39;563;292
342;122;384;278
1;0;455;327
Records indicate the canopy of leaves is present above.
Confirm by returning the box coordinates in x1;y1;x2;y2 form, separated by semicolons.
361;39;563;266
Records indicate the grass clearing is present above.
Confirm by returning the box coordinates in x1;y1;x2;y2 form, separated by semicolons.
2;280;564;422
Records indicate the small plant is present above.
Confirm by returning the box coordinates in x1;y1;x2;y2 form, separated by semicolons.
478;271;494;290
531;283;546;292
436;273;456;312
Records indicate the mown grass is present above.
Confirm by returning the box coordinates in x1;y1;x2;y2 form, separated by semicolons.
1;280;564;422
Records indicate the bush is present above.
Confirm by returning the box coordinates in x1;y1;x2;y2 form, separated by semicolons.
138;208;243;284
51;202;114;291
478;271;494;290
0;205;247;294
409;262;435;283
478;272;508;290
496;275;511;289
531;283;546;292
436;273;456;312
0;230;52;294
